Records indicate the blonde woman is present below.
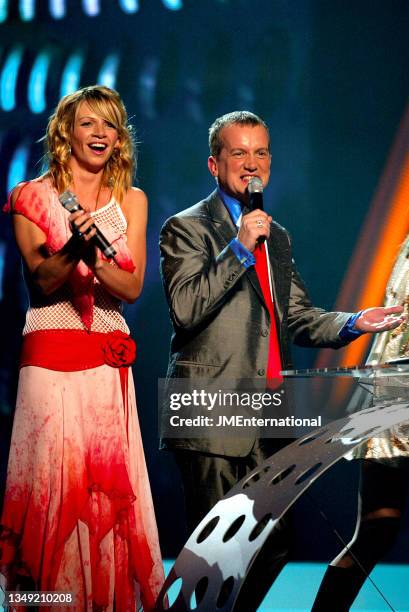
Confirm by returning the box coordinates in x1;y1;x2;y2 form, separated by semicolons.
0;86;164;610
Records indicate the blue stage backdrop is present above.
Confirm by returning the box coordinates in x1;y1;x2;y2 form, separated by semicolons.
1;0;408;558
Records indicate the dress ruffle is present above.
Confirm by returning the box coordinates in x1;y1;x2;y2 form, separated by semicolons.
1;365;164;611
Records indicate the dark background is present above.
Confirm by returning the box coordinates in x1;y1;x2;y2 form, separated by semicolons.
0;0;408;562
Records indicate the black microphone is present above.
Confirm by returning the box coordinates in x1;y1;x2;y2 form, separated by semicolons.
59;190;117;259
248;177;266;245
247;176;264;211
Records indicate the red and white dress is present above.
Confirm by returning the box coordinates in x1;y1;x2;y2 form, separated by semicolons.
1;178;164;611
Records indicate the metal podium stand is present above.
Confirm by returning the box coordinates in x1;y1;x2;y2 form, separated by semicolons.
154;364;409;611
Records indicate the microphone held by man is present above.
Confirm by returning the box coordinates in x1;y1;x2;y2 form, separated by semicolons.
237;177;272;250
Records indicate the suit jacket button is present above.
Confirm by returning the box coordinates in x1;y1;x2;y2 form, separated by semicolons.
258;368;265;376
261;329;268;337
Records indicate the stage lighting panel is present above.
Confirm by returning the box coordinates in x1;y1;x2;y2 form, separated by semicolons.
82;0;100;17
7;142;29;192
97;53;119;90
0;0;7;23
0;46;23;112
19;0;35;21
119;0;138;13
60;51;84;98
28;50;51;113
49;0;65;19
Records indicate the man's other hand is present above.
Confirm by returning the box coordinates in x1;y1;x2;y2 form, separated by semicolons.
354;305;406;333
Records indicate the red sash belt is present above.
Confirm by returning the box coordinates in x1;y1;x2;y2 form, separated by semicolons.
20;329;136;371
20;329;137;428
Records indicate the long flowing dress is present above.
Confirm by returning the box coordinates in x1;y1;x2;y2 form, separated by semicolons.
0;178;164;610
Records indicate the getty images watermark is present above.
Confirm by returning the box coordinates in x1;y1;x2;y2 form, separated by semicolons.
158;379;331;439
167;388;321;428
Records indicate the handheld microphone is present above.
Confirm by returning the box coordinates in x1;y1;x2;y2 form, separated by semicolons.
248;177;266;245
248;176;264;211
59;191;117;259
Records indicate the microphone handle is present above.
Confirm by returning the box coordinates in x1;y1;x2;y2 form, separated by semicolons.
94;226;117;259
249;191;264;212
64;199;116;259
248;191;266;244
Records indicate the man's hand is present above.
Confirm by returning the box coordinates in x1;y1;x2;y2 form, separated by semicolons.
237;209;273;252
354;305;406;333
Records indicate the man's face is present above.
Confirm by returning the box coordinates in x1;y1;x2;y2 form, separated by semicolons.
208;123;271;202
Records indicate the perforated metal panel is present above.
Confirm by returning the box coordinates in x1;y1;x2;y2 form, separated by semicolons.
155;402;409;611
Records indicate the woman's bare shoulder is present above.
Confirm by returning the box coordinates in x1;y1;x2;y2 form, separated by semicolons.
121;187;148;219
10;175;50;207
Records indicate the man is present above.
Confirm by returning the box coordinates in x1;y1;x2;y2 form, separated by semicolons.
159;111;403;607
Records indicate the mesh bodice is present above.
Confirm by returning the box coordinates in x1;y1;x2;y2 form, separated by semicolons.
23;200;130;335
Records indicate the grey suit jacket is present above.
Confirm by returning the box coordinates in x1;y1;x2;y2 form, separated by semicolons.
159;190;352;456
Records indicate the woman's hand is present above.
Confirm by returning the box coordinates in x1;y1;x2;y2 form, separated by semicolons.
68;209;97;242
91;188;147;303
67;209;100;268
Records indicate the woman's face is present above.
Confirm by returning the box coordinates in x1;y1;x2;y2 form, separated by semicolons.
69;101;120;172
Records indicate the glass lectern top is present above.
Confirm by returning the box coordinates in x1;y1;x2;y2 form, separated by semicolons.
281;358;409;378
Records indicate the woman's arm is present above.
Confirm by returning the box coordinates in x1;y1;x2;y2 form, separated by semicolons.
91;187;147;304
11;186;85;295
12;184;147;302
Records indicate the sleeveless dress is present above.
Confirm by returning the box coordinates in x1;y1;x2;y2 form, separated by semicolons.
0;178;164;611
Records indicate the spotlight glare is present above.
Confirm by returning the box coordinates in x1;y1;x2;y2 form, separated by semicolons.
0;46;24;112
139;58;158;118
49;0;66;19
19;0;35;21
119;0;139;13
0;0;8;23
162;0;182;9
8;143;30;193
28;51;51;113
60;52;84;97
97;54;120;89
82;0;99;16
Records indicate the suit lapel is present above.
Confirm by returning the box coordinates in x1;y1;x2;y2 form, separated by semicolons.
208;192;266;305
266;224;292;324
208;189;290;328
207;190;237;243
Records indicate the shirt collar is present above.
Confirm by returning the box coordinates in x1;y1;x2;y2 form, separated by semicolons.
217;187;244;226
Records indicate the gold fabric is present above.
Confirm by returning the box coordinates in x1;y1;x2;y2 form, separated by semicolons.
354;236;409;461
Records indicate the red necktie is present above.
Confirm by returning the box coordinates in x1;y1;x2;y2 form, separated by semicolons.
253;243;283;386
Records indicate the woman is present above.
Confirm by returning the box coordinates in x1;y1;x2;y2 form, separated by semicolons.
312;237;409;610
0;86;164;610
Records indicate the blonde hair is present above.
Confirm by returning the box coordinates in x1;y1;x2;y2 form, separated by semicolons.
45;85;135;203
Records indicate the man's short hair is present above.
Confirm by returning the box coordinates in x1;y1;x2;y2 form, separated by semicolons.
208;111;269;157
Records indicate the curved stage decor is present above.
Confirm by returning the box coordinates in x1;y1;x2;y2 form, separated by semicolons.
155;397;408;611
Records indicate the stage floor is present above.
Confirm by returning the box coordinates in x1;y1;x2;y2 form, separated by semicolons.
163;561;409;611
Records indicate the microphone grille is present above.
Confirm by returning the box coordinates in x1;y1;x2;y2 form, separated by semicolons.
247;177;263;194
59;190;79;212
